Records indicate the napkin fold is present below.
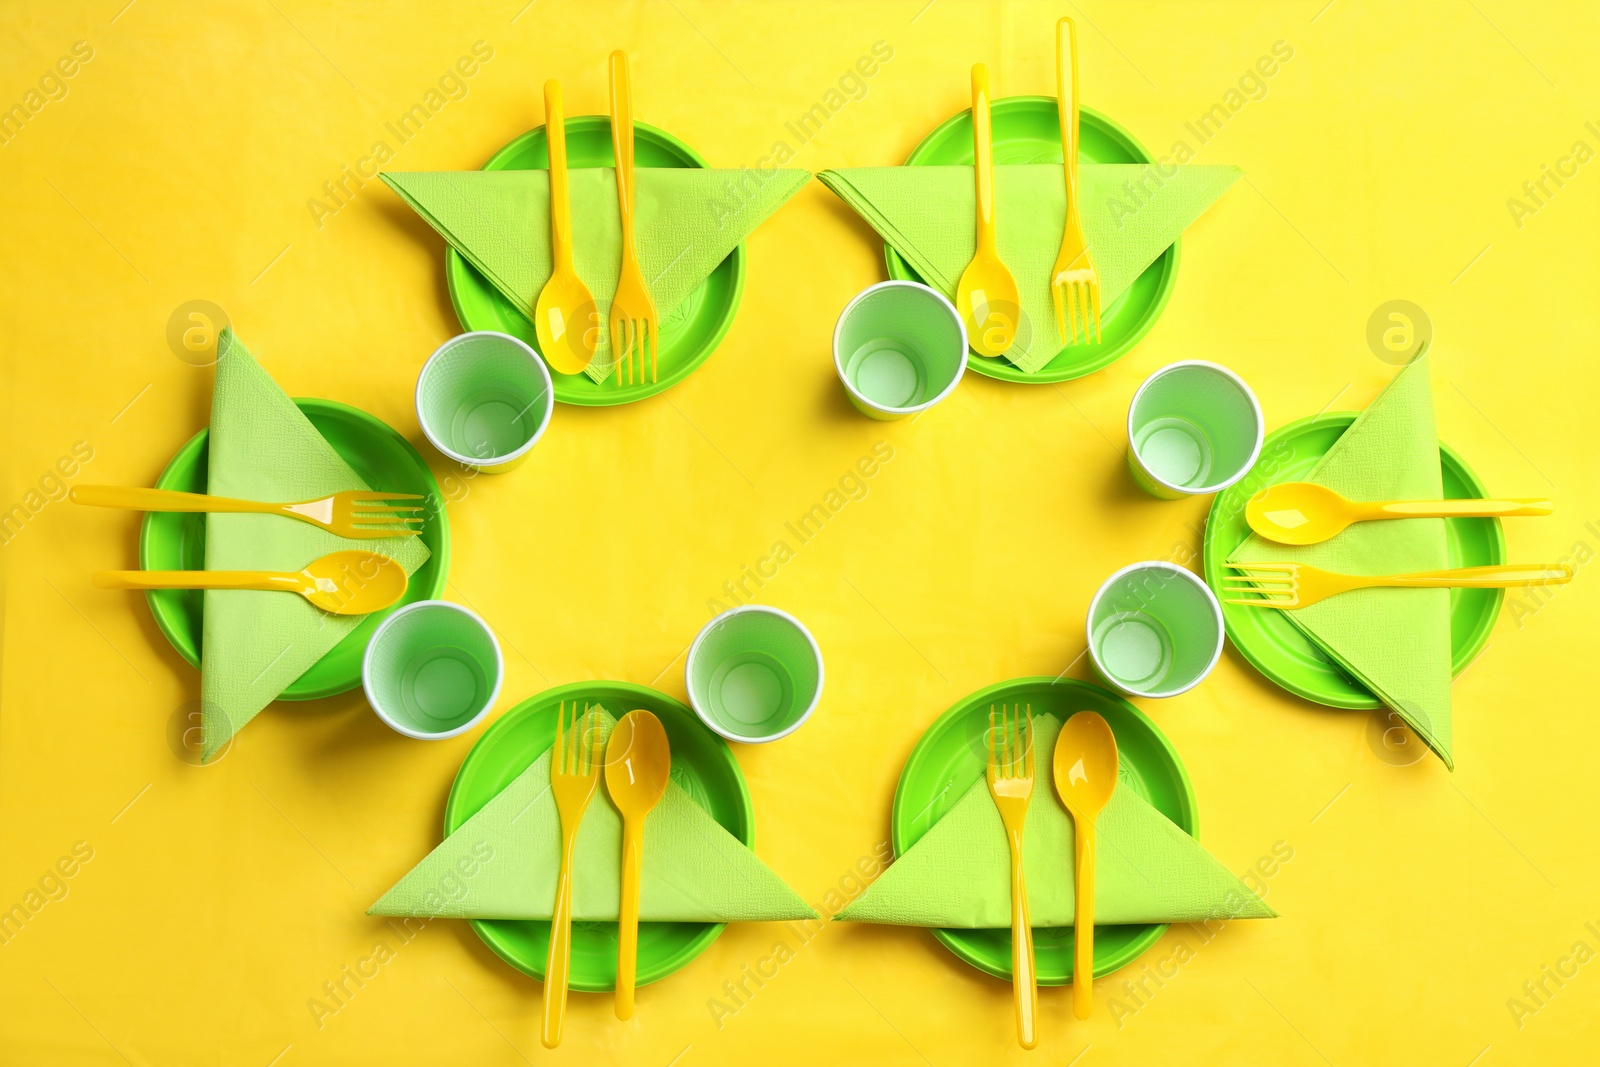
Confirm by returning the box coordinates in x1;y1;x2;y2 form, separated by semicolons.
369;709;816;922
382;167;812;382
200;331;431;761
817;164;1241;373
1228;351;1454;766
837;715;1274;928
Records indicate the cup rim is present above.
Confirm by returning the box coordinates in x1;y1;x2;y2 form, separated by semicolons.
685;604;824;744
832;280;969;416
415;330;555;469
1085;560;1224;699
362;599;504;740
1126;359;1264;495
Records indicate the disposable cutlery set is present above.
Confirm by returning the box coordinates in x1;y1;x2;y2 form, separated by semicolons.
1233;480;1569;609
987;704;1119;1047
544;704;671;1047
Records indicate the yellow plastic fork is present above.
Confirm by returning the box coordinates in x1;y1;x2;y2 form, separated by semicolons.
986;703;1037;1050
608;50;658;386
1223;560;1574;610
70;485;424;538
543;700;604;1049
1050;17;1101;346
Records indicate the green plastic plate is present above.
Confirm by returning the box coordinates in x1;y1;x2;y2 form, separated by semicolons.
892;677;1196;983
446;118;745;407
445;682;754;991
139;399;450;700
1202;413;1507;707
889;96;1177;383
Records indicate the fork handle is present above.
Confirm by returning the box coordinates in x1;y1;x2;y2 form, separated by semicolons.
970;64;997;254
71;485;275;516
542;828;579;1049
1371;563;1573;589
1371;498;1554;520
1072;821;1096;1020
1056;19;1080;203
609;51;636;246
1006;827;1037;1049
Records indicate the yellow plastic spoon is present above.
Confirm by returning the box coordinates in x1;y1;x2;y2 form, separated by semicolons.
603;709;671;1020
954;63;1020;359
1247;481;1553;546
534;79;599;376
92;550;407;615
1053;710;1119;1021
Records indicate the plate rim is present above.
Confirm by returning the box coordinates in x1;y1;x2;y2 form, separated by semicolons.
1201;411;1508;708
137;397;451;700
890;676;1197;983
887;96;1180;384
445;680;754;991
445;116;748;408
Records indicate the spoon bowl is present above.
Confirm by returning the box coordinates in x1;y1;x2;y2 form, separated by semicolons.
1245;481;1357;545
301;551;410;614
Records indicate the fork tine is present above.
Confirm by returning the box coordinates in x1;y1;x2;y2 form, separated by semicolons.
349;491;425;502
555;701;567;774
1051;282;1065;340
1076;283;1090;345
353;505;427;514
1225;597;1281;608
1090;281;1101;343
647;318;658;383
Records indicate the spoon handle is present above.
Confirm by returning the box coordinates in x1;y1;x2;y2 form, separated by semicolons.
1073;820;1096;1019
970;64;997;256
545;80;573;272
92;569;305;593
615;817;644;1020
1372;498;1553;520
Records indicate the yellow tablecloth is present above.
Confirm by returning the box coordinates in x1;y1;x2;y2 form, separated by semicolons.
2;2;1596;1064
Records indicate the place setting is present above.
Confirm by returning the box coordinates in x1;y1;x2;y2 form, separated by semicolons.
821;18;1243;390
383;50;812;406
370;604;826;1048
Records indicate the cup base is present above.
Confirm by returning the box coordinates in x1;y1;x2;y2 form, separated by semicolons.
400;648;487;729
709;653;792;730
1092;610;1174;690
1134;417;1213;489
848;339;924;408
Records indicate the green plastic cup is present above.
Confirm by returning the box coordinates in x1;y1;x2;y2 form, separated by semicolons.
1126;361;1262;498
416;331;553;473
833;281;968;420
686;605;823;742
1086;562;1223;699
362;600;503;739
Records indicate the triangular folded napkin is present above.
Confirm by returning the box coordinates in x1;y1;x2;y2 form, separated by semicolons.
818;164;1240;373
837;715;1274;927
1229;351;1454;766
201;331;430;761
383;168;811;381
370;709;816;922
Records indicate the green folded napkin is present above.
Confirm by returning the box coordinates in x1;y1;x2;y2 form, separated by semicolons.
837;715;1274;927
1228;351;1453;766
818;165;1241;373
382;168;812;382
200;331;431;761
369;709;816;922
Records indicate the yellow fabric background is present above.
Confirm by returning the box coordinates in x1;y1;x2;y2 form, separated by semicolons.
2;1;1597;1063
